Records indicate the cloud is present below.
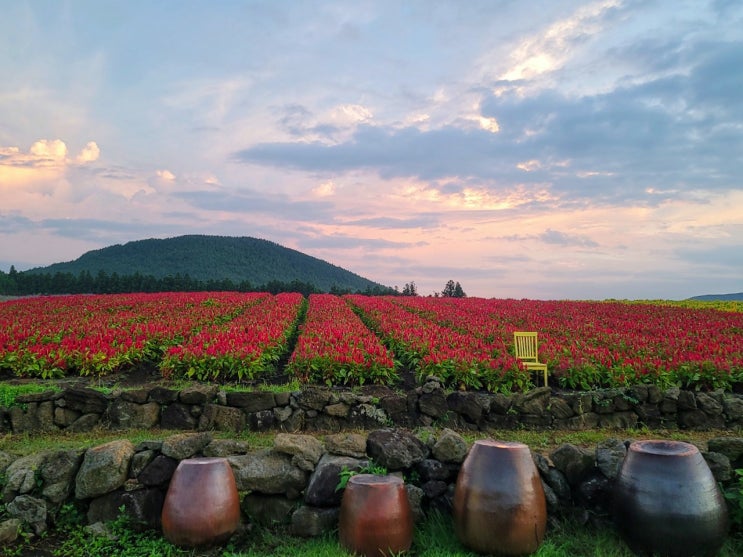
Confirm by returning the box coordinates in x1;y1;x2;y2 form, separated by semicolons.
502;228;599;248
0;139;100;189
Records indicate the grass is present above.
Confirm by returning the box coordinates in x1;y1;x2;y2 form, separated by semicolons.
0;382;62;408
8;505;743;557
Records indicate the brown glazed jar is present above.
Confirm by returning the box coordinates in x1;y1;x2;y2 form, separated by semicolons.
613;440;728;557
161;457;241;547
338;474;414;557
453;440;547;556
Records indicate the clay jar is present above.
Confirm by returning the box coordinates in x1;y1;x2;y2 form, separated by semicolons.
613;440;728;557
453;440;547;556
338;474;414;557
161;457;241;547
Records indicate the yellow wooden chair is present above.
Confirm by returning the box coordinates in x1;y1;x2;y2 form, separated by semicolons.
514;332;549;386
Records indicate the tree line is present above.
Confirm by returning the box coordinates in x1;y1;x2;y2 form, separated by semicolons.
0;267;394;297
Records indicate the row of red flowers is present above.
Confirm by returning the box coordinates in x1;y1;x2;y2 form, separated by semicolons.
160;293;303;381
0;292;256;378
345;295;532;392
287;294;395;385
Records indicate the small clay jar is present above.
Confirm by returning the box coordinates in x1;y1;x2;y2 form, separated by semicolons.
338;474;414;557
161;457;241;547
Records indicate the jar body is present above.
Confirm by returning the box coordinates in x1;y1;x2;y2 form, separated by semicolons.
453;440;547;556
161;457;241;547
338;474;414;557
613;440;728;557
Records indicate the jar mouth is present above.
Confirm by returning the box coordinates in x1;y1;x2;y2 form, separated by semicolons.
348;474;403;486
179;457;228;465
630;440;697;457
476;439;528;450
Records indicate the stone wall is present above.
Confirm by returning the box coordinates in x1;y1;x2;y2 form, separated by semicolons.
3;377;743;435
2;428;742;547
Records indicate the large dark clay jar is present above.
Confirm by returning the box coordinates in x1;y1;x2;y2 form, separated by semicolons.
161;457;241;547
613;440;728;557
453;440;547;556
338;474;414;557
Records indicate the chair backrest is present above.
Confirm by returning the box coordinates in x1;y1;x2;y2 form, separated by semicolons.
514;332;539;361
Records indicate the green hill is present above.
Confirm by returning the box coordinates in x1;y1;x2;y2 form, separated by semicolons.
688;292;743;301
13;235;390;293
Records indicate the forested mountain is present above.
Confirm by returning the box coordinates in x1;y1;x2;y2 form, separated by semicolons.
688;292;743;301
1;235;393;295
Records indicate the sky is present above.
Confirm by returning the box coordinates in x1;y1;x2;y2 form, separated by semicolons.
1;0;741;300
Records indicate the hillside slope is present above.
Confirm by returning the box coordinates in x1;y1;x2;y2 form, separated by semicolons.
688;292;743;301
22;235;387;292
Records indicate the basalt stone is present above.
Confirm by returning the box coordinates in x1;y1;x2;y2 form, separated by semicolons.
230;449;307;497
241;493;296;526
226;391;276;412
406;484;425;523
7;494;47;535
273;405;293;423
3;452;48;502
324;432;368;458
148;386;179;404
417;459;452;482
304;454;368;507
566;393;594;415
542;481;560;515
54;407;81;428
75;440;135;499
138;455;178;487
550;443;595;487
489;392;513;415
120;388;150;404
67;413;100;433
595;438;627;480
179;384;218;405
418;389;448;418
0;518;22;545
707;437;743;464
533;452;550;477
563;412;600;430
40;449;84;504
548;398;574;420
274;433;324;472
678;389;697;411
295;388;332;412
598;411;638;429
484;413;519;429
576;470;612;513
348;404;389;428
367;429;429;470
130;450;157;478
544;468;572;502
627;385;649;403
304;414;342;433
249;409;276;431
723;396;743;421
704;451;732;483
679;409;725;429
324;402;350;418
431;428;468;464
161;432;212;460
87;488;164;530
696;392;723;415
380;394;411;425
291;505;339;537
198;404;246;432
447;392;489;423
63;388;109;414
635;403;663;427
422;480;448;499
274;392;291;407
161;402;197;430
105;400;160;430
514;387;551;415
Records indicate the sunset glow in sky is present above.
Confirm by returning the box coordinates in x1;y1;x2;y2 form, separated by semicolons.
1;1;741;299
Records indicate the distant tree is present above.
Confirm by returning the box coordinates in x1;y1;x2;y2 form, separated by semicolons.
402;281;418;296
442;280;466;298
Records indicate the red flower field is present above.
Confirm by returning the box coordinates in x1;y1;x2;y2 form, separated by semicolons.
1;293;741;392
